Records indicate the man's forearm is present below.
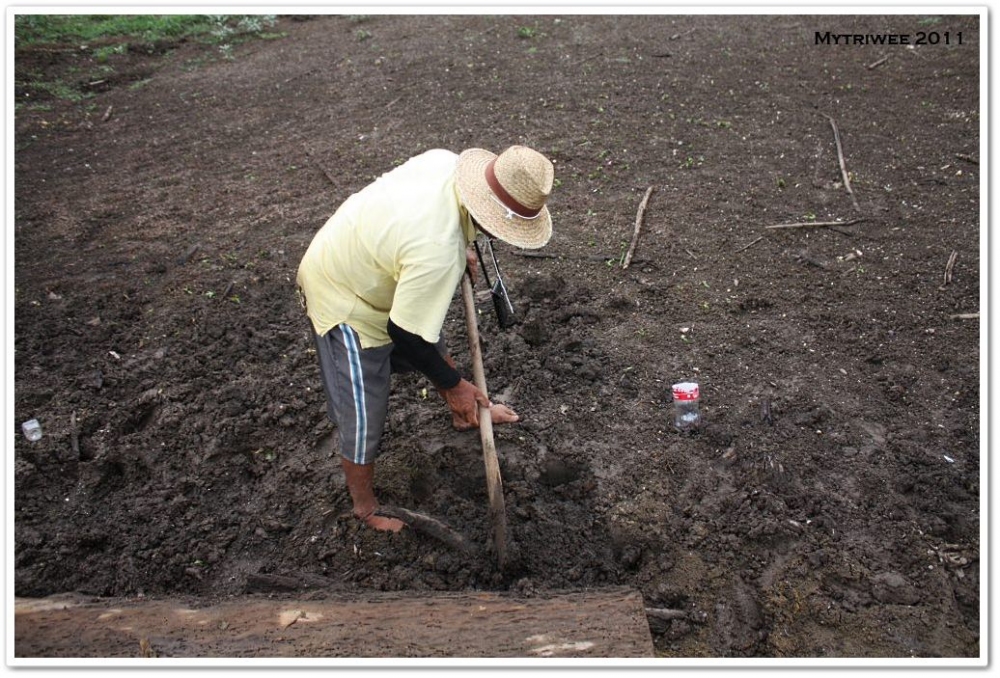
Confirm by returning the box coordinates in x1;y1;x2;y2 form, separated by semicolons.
386;318;461;389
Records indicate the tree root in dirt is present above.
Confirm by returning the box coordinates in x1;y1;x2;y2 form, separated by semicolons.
375;505;475;556
245;571;338;593
645;607;708;624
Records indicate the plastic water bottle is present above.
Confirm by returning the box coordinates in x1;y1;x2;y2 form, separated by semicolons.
22;418;42;442
672;382;701;431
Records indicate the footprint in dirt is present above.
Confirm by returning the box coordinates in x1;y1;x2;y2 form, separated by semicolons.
712;577;766;655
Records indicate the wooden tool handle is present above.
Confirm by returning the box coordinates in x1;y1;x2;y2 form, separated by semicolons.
461;275;508;569
462;279;491;400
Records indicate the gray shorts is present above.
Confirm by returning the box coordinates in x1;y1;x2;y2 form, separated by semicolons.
314;323;445;465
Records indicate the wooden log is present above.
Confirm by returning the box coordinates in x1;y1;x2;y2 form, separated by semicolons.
13;587;654;658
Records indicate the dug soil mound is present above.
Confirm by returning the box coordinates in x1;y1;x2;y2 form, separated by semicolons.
13;14;981;659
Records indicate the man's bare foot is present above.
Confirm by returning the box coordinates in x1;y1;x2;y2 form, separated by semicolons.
356;510;405;533
342;459;404;532
452;403;519;431
490;403;519;424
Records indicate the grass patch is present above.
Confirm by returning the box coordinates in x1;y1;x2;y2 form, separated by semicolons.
15;14;283;49
15;14;283;105
14;15;221;46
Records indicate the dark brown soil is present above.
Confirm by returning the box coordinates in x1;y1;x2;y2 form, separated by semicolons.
12;14;982;659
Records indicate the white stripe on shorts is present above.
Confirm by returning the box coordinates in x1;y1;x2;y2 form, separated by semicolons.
339;325;367;465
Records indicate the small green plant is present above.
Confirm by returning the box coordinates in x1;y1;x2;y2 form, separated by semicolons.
253;448;277;462
33;80;91;102
680;155;704;169
208;14;277;43
517;25;537;39
209;15;279;56
93;43;128;62
356;28;372;41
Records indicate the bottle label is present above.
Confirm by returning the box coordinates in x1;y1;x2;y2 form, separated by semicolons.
672;382;700;401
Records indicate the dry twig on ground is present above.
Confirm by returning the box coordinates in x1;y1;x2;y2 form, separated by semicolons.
70;411;80;457
305;147;338;187
867;55;890;69
940;250;958;288
622;186;653;270
764;218;865;230
513;251;559;259
736;236;763;252
821;113;861;211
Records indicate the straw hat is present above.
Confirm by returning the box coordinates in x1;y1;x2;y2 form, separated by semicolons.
455;145;554;249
